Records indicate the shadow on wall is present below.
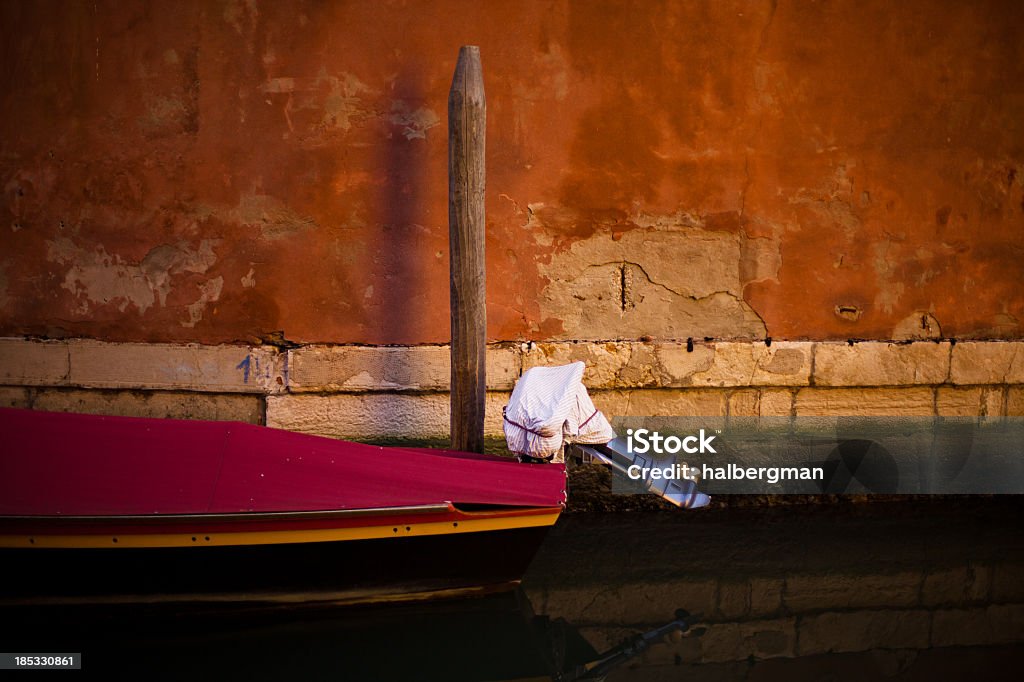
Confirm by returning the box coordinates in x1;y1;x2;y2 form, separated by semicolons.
376;63;436;430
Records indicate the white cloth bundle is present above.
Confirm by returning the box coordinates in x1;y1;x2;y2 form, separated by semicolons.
503;361;615;459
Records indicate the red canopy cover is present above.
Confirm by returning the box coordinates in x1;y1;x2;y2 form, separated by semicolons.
0;408;567;516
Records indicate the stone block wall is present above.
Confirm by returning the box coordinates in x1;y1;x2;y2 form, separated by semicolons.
2;338;1021;439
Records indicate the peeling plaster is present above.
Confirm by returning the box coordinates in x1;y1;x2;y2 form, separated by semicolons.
893;311;942;340
261;77;297;94
261;70;373;141
537;44;570;101
789;165;863;238
320;71;371;132
46;237;219;315
538;228;767;339
740;236;782;285
183;276;223;327
986;313;1022;339
872;240;905;315
628;210;705;230
229;191;317;240
3;3;1023;345
387;100;440;140
526;339;810;388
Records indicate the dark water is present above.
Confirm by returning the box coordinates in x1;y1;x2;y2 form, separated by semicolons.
4;499;1024;680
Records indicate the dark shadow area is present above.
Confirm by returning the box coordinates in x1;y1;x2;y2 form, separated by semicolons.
376;64;432;346
371;63;440;441
524;497;1024;679
3;498;1023;679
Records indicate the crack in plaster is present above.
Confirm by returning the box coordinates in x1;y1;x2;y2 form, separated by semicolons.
623;259;746;307
538;228;768;339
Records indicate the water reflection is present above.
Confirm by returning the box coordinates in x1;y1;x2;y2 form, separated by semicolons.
525;499;1024;680
4;499;1023;680
5;592;707;680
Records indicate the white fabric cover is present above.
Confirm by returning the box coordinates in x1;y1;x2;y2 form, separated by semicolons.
503;362;615;459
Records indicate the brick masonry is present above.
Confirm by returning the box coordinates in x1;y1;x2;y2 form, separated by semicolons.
0;338;1022;436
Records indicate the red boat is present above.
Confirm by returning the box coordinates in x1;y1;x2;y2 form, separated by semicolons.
0;407;566;605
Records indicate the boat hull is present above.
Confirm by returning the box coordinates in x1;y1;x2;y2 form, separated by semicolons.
0;521;554;605
0;408;566;604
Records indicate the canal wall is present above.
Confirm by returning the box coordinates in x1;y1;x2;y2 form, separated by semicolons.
1;1;1022;438
1;338;1022;438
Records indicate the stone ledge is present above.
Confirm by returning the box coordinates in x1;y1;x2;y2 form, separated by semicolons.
0;338;284;394
936;386;1006;417
813;342;950;386
524;341;812;388
950;341;1024;385
2;338;1024;396
12;384;1020;442
795;387;937;416
591;388;728;417
0;387;261;423
288;345;519;392
1009;387;1024;416
0;386;30;408
0;338;69;385
265;391;512;440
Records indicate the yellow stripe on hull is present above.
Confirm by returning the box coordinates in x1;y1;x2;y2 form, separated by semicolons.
0;511;561;550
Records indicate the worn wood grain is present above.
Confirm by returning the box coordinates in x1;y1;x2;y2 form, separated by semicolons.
449;46;487;453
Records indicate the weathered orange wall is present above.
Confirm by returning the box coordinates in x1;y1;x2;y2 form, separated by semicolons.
1;0;1022;344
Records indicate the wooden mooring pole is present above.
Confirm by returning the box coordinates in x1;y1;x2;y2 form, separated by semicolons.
449;46;486;453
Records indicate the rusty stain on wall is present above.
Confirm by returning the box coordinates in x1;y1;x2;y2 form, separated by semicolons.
0;0;1021;345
